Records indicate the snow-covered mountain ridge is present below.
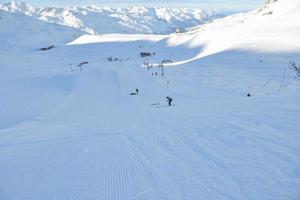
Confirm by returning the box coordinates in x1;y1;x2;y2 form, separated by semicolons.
0;0;225;34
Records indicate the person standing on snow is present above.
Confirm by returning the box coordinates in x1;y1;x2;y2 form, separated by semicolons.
166;96;173;106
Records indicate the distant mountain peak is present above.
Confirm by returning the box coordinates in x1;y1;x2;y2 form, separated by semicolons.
0;0;37;16
0;1;225;35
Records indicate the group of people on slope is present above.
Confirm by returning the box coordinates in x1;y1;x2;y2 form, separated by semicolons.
131;88;173;106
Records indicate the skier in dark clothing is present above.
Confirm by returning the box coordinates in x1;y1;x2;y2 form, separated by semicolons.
166;96;173;106
130;88;139;96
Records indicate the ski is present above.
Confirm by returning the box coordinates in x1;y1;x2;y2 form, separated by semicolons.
157;104;176;108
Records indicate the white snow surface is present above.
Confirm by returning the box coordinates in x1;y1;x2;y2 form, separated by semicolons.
0;0;300;199
0;0;225;34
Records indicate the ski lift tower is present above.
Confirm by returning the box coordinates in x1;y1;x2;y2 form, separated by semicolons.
159;62;164;77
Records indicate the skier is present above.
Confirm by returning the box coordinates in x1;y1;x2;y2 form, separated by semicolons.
136;88;139;94
166;96;173;106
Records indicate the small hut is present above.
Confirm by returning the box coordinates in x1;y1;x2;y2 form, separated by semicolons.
175;28;182;33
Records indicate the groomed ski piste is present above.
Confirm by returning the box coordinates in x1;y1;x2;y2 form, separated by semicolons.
0;0;300;199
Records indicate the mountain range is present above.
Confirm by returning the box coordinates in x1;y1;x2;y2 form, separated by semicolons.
0;0;225;34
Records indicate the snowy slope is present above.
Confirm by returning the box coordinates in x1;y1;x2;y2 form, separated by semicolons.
0;10;82;51
0;0;300;199
169;0;300;62
0;0;225;34
0;9;82;128
167;0;300;63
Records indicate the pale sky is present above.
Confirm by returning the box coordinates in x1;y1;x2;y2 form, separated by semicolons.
0;0;266;11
